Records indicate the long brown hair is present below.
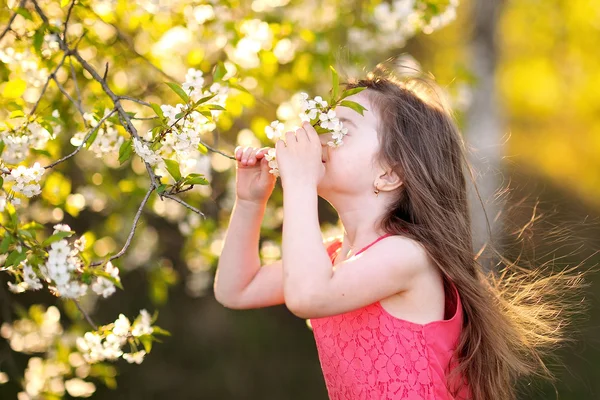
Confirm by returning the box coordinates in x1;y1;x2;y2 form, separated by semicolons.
342;65;588;400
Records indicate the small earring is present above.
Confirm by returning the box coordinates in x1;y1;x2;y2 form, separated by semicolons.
374;186;380;196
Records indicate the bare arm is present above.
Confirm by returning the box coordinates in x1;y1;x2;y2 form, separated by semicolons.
214;198;338;310
214;199;269;308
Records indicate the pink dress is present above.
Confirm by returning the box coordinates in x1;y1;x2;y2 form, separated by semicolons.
309;233;468;400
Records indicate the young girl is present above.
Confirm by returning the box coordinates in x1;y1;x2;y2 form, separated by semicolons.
214;68;579;400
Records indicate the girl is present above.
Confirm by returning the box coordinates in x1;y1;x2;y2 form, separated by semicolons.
214;68;581;400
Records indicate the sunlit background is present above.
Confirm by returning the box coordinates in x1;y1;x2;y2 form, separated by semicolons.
1;0;599;399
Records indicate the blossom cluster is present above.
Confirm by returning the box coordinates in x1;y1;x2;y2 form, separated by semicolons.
0;305;63;353
0;47;50;91
226;19;273;69
349;0;459;52
76;310;154;364
7;224;121;300
0;114;60;165
71;109;124;158
3;161;45;199
1;305;105;398
0;110;62;210
131;68;228;182
263;92;349;177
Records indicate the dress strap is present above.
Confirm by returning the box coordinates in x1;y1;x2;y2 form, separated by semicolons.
331;232;393;263
355;232;393;256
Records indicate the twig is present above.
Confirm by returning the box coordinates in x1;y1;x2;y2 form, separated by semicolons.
118;95;152;108
73;299;98;330
199;139;235;160
50;74;85;119
89;185;156;266
0;0;27;42
63;0;76;42
69;57;83;106
29;0;212;265
28;53;69;116
45;108;117;170
161;193;206;217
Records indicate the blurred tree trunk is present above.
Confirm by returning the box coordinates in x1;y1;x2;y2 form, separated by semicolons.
464;0;505;270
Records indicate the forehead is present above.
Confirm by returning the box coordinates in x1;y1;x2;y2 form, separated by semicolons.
336;91;378;129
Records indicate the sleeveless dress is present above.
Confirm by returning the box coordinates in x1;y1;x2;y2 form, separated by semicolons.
308;233;468;400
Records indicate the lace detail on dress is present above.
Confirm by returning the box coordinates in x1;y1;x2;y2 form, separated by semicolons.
311;303;434;400
310;236;436;400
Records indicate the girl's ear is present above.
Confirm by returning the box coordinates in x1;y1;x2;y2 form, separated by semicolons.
377;169;403;192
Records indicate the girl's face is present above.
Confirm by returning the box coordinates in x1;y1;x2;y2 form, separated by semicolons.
317;91;382;200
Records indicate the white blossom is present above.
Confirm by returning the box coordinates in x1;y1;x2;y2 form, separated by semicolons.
265;120;285;140
91;261;120;298
131;309;153;337
132;138;162;166
22;262;43;291
4;162;45;199
123;350;146;364
71;109;124;158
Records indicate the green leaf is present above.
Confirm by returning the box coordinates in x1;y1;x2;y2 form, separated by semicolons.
33;26;45;57
9;110;25;119
0;235;14;254
228;82;250;94
119;139;133;165
0;140;5;156
12;251;27;267
21;221;45;231
340;100;368;116
150;103;164;119
0;176;3;188
162;159;182;181
330;65;339;103
202;104;225;111
152;326;171;336
30;148;52;157
213;61;227;81
41;230;74;247
85;127;99;149
61;0;71;7
183;174;209;185
5;250;23;268
7;203;18;227
197;143;208;154
165;82;189;103
16;8;33;20
156;184;167;194
139;335;153;352
339;86;367;100
193;93;217;107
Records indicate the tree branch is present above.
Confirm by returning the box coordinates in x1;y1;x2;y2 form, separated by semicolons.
73;299;98;330
44;108;117;170
89;185;157;267
0;0;28;42
28;53;69;117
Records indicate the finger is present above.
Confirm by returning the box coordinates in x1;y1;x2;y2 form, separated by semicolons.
247;148;259;165
256;147;270;159
302;121;317;142
297;124;310;142
241;147;253;165
275;139;286;151
235;146;243;160
285;131;297;143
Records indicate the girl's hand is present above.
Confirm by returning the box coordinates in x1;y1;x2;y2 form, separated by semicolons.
234;146;277;206
275;121;325;190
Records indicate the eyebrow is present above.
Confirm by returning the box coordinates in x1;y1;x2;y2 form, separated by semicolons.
339;117;357;128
